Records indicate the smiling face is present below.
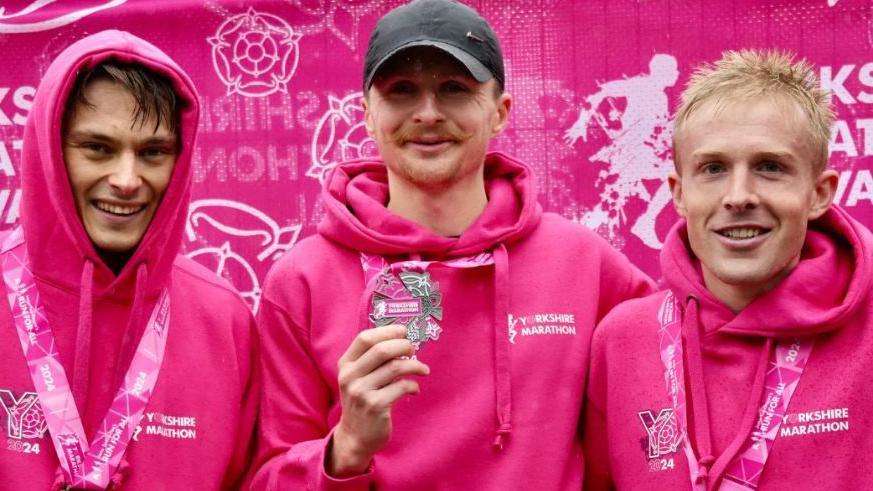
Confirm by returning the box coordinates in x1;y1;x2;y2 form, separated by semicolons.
670;96;838;311
63;78;178;254
363;46;510;191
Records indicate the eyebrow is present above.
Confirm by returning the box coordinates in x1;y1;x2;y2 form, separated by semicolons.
65;130;177;147
690;149;796;161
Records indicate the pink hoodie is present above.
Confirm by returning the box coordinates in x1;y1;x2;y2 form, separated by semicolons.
584;205;873;490
0;31;258;489
252;154;654;490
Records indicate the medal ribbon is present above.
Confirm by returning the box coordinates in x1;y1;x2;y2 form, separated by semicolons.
1;227;170;490
360;252;494;352
657;292;812;490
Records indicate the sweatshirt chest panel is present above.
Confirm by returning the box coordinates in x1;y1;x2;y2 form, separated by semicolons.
603;306;873;490
0;286;250;489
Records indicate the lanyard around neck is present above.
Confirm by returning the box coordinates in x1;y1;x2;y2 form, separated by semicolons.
1;227;170;489
657;291;812;490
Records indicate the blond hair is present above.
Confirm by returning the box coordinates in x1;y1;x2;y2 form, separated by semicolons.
674;49;834;172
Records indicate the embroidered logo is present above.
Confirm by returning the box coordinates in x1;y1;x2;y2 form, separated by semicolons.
506;312;577;344
780;407;851;438
0;389;47;440
134;411;198;441
638;408;681;459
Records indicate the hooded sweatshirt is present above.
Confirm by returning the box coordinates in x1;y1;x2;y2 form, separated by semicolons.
0;31;258;489
252;153;654;491
584;205;873;491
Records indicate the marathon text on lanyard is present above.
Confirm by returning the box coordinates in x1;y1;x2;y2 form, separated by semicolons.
1;227;171;490
656;291;813;490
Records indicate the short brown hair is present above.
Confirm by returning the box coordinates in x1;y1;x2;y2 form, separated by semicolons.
674;49;834;172
65;61;180;135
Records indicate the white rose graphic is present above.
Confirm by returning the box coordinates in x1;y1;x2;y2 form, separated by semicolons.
209;8;303;97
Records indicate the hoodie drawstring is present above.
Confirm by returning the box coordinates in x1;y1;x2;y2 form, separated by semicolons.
681;296;716;483
492;244;512;449
72;260;95;409
682;295;775;488
107;262;149;489
116;263;149;387
62;261;149;490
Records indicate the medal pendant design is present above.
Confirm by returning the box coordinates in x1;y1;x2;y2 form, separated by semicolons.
370;269;444;352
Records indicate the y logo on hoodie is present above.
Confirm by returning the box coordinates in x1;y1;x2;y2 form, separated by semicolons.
0;390;46;440
638;408;681;459
0;389;47;456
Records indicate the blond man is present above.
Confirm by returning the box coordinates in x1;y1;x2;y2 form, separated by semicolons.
583;50;871;490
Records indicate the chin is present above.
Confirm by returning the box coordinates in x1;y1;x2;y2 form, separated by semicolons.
713;264;784;290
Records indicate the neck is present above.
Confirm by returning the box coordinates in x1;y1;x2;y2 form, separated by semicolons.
701;258;799;313
98;249;132;276
387;171;488;237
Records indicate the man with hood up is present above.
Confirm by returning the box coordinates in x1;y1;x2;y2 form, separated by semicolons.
584;50;873;490
252;0;653;489
0;31;258;489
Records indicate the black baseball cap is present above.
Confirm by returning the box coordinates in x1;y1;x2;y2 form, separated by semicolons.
363;0;505;90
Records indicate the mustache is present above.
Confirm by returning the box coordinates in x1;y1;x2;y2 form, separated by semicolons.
390;123;473;145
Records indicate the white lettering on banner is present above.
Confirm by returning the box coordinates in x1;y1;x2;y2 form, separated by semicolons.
818;63;873;105
198;91;320;133
829;170;873;207
0;139;22;176
0;86;35;126
192;144;301;183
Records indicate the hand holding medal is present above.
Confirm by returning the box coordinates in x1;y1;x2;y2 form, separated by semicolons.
328;324;430;477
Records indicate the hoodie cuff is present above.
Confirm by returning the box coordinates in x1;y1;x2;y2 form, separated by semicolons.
316;429;374;491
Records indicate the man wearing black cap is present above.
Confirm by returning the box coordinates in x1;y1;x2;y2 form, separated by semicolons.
252;1;653;489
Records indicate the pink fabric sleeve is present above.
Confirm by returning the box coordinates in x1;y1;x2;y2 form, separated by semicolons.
220;313;261;490
250;295;372;491
596;244;656;323
583;326;614;491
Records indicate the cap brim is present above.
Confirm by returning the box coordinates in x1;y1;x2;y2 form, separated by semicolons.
366;40;492;89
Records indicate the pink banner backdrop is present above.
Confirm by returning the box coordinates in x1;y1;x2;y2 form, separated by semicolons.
1;0;871;311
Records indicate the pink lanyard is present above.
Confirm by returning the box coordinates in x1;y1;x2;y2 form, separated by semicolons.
1;227;170;490
360;252;493;354
657;291;812;490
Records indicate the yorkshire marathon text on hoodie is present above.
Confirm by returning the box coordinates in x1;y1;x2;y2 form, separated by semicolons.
0;31;258;489
585;206;873;491
251;154;654;491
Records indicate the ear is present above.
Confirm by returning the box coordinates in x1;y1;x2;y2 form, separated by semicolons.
491;91;512;135
362;94;374;138
668;170;687;218
808;168;838;220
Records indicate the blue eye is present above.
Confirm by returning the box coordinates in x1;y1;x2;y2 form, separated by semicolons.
759;161;782;173
701;162;725;175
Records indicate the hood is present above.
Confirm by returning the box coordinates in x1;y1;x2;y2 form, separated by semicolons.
21;29;199;299
18;31;198;489
317;152;542;257
660;205;871;337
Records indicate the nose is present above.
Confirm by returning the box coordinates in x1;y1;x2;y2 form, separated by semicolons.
411;92;445;126
722;166;759;211
107;152;142;197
